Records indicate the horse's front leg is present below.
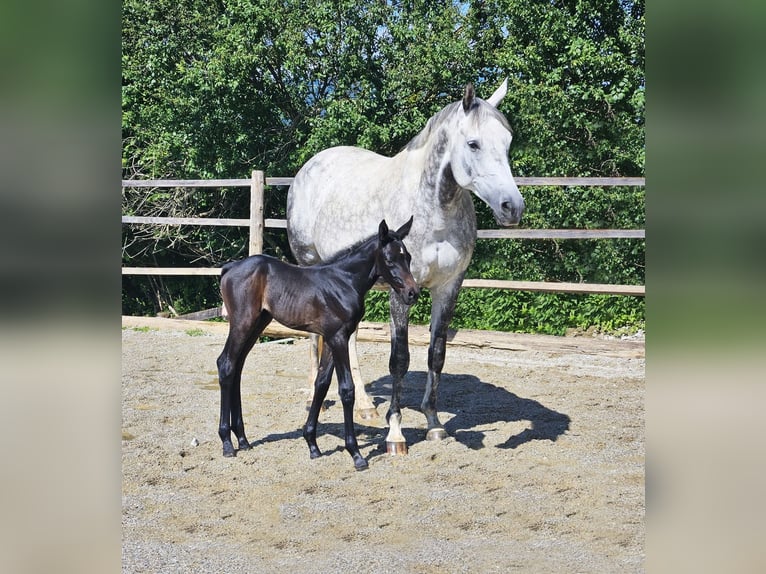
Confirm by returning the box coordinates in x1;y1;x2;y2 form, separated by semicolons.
385;290;411;454
422;278;463;441
329;333;368;471
303;341;334;459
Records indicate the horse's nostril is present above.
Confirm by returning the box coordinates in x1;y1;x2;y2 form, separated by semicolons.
501;201;513;212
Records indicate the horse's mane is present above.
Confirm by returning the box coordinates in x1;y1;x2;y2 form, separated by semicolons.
404;98;512;152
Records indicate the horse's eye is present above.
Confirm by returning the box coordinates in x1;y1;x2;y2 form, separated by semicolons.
467;140;480;151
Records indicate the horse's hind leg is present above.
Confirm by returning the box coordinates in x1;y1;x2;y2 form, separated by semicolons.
217;311;272;457
303;341;334;459
349;329;380;420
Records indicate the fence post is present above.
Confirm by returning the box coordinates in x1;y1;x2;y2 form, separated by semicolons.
249;170;264;255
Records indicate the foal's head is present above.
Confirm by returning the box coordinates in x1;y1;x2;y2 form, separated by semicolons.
376;217;420;305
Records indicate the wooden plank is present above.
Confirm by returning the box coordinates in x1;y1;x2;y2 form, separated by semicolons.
265;177;296;186
123;177;645;189
477;229;645;239
122;179;251;187
461;279;645;296
515;177;645;186
122;216;249;226
177;307;222;320
122;267;222;276
262;177;644;187
120;269;644;296
265;218;287;229
260;219;644;238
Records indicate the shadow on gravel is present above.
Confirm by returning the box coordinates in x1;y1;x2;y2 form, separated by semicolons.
240;371;570;461
368;371;571;451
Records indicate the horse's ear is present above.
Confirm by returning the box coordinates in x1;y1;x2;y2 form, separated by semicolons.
462;83;475;112
378;219;390;242
396;216;414;239
486;78;508;108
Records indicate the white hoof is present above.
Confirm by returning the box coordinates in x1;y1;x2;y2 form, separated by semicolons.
386;440;408;455
426;427;448;441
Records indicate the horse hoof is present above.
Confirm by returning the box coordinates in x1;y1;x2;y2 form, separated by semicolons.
356;407;380;421
386;440;408;455
354;458;369;471
223;449;236;458
426;427;448;441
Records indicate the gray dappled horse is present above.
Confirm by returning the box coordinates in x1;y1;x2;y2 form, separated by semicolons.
287;80;524;452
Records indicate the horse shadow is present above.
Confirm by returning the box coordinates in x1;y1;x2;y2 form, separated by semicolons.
367;370;571;452
242;371;570;461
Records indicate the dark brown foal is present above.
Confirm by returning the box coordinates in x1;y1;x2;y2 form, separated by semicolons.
216;217;418;470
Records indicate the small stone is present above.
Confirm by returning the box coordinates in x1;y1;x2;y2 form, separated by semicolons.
190;437;199;447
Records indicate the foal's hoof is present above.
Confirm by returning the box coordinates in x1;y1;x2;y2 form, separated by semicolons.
386;440;408;455
426;427;448;441
222;447;236;458
353;457;369;471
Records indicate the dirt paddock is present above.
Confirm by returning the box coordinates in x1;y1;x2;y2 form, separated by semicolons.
122;317;644;573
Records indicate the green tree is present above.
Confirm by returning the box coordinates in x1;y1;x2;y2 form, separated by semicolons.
122;0;645;334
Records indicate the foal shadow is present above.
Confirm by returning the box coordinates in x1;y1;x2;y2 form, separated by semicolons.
367;371;571;452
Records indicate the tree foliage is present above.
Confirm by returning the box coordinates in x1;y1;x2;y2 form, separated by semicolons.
122;0;644;334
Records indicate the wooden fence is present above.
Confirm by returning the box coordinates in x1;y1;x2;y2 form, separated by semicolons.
122;171;645;298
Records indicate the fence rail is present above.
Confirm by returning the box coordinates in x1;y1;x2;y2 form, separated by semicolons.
122;172;645;296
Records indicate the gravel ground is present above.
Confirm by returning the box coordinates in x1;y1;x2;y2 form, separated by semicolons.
122;323;644;573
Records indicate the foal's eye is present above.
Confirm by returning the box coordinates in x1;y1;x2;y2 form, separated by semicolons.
467;140;480;151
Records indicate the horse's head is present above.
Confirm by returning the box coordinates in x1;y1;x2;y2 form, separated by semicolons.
448;80;525;226
376;217;420;305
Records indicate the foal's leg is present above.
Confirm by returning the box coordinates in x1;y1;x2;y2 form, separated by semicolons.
329;333;368;470
303;341;334;459
385;291;411;454
422;277;463;441
307;331;378;420
217;312;272;457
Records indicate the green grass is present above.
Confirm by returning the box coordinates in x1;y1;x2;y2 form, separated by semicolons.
185;328;206;337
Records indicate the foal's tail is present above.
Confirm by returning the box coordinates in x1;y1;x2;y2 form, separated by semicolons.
219;261;237;318
220;261;237;277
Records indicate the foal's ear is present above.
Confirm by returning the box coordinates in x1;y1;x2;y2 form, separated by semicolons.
378;219;390;242
395;215;414;239
462;83;475;112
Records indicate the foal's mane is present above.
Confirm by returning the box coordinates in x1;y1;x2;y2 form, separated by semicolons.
320;234;374;266
319;226;405;267
404;97;512;152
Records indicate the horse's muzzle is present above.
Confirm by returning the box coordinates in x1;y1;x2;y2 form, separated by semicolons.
496;198;525;226
398;285;420;306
